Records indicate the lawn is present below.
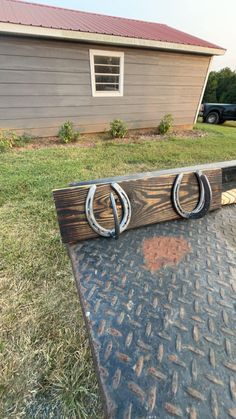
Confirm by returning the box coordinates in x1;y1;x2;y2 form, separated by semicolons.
1;122;236;418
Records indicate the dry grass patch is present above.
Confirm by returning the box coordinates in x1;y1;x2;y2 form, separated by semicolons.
0;201;102;417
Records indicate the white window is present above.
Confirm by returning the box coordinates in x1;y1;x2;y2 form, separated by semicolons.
89;50;124;97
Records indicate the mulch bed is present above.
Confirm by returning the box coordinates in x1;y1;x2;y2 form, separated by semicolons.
16;129;207;151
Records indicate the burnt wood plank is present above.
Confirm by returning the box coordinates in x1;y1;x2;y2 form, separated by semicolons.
53;169;222;243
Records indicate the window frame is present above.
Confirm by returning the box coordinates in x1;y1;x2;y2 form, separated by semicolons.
89;49;124;97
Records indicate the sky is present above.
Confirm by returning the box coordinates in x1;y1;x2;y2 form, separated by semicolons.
28;0;235;72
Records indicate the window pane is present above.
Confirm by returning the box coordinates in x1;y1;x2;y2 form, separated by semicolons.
95;65;120;74
90;51;123;96
96;83;119;91
94;55;120;65
95;75;119;84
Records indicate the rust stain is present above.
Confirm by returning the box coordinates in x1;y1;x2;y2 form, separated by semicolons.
142;236;191;272
116;351;131;363
98;319;106;336
104;340;113;360
128;381;145;404
112;368;121;389
185;386;206;401
164;402;183;417
148;386;157;412
148;367;167;381
134;356;144;377
107;327;122;337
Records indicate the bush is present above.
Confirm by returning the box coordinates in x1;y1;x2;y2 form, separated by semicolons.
157;114;173;135
14;132;33;147
110;119;128;138
0;137;12;152
58;121;80;143
0;130;17;151
0;130;34;152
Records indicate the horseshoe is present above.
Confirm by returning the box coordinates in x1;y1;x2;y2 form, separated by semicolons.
85;182;132;238
172;171;212;219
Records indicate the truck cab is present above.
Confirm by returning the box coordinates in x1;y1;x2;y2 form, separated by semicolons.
200;103;236;124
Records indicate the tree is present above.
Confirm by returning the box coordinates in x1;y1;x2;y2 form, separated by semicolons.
220;80;236;103
216;67;235;102
203;71;217;102
203;67;236;103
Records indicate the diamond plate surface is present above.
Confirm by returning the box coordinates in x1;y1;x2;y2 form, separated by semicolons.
69;206;236;419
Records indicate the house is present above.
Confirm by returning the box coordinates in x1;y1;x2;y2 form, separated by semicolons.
0;0;225;137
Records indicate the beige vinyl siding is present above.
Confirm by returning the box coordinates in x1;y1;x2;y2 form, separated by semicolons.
0;35;211;136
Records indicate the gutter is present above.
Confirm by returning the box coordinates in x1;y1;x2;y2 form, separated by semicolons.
0;22;226;56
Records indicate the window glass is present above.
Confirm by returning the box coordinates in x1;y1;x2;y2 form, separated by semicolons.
94;56;120;65
96;84;119;91
90;50;124;97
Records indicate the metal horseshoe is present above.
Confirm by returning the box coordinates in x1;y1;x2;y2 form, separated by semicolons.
172;171;212;219
85;182;132;239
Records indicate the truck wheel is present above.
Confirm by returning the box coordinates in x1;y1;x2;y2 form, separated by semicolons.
205;112;220;124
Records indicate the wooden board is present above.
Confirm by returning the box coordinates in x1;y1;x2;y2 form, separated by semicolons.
222;189;236;205
53;169;222;243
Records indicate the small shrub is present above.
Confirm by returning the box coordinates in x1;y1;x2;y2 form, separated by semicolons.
157;114;173;135
14;132;33;147
0;130;34;152
0;137;12;152
110;119;128;139
0;130;17;152
58;121;80;144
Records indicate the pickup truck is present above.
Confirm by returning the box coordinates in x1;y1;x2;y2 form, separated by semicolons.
199;103;236;124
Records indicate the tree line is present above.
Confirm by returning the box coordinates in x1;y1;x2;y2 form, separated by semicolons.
203;67;236;103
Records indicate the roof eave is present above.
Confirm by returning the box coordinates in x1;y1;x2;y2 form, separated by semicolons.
0;22;226;56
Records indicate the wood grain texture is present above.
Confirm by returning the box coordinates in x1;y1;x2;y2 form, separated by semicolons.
53;169;222;243
0;36;210;65
1;116;195;132
0;105;198;121
222;189;236;205
0;95;207;109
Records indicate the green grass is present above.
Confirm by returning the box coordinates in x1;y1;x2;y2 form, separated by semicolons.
1;122;236;417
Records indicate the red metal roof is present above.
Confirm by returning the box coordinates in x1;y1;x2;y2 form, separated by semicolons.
0;0;223;50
